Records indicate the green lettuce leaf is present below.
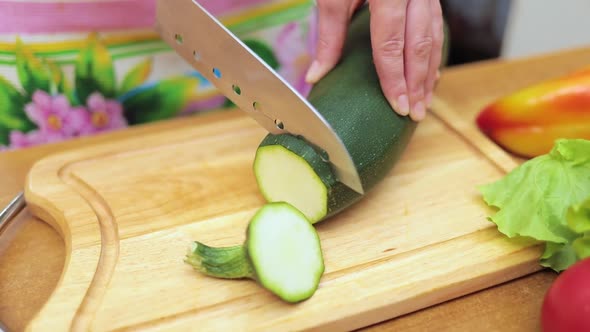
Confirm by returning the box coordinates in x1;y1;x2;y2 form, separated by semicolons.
572;235;590;260
569;198;590;260
480;139;590;243
567;197;590;234
539;198;590;271
479;139;590;271
540;243;578;272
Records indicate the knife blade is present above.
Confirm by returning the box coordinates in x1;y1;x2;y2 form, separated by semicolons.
155;0;364;194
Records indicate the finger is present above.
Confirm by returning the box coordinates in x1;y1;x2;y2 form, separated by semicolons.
349;0;367;16
424;0;444;107
404;0;433;121
369;0;410;116
305;0;351;84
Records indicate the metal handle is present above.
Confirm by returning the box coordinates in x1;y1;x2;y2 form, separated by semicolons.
0;191;26;233
0;320;9;332
0;192;23;332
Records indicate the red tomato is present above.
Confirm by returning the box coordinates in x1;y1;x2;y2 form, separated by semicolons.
541;257;590;332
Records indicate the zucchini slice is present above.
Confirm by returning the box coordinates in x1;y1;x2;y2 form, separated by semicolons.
254;136;336;223
185;202;324;303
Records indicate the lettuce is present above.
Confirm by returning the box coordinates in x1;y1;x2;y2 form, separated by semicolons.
568;198;590;260
479;139;590;272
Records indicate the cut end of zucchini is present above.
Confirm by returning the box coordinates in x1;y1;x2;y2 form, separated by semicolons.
254;145;329;223
247;202;325;303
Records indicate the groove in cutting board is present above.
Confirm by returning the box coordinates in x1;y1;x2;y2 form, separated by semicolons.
59;167;120;331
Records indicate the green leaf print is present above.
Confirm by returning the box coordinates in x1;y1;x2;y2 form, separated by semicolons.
119;58;153;95
75;33;116;103
15;38;52;97
122;77;198;125
243;39;280;70
45;59;66;95
0;77;35;145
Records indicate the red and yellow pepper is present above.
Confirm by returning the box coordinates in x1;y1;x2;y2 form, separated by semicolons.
476;66;590;158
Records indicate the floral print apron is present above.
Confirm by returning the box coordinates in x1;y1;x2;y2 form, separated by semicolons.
0;0;317;151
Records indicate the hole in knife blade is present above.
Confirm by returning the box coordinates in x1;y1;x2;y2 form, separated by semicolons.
174;34;183;44
274;119;284;130
212;68;222;78
232;84;241;95
252;101;260;111
193;51;201;61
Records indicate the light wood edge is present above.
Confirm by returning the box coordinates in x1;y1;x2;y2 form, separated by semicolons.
115;229;543;331
24;148;152;331
312;231;544;331
305;237;543;332
24;158;102;331
429;96;521;174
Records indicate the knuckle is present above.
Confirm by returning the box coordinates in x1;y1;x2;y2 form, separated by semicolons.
432;22;444;39
318;36;331;51
432;23;444;43
378;38;405;59
316;36;341;64
412;37;433;59
410;86;425;98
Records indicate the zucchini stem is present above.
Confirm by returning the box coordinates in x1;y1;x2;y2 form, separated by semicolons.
184;241;254;279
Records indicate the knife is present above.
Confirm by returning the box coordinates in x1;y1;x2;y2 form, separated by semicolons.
154;0;364;194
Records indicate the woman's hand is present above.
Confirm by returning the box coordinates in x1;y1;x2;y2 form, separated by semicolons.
305;0;444;121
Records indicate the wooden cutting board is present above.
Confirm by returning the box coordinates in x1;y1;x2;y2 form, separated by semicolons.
22;93;543;331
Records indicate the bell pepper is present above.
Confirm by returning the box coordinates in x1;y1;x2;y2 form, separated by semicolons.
476;66;590;158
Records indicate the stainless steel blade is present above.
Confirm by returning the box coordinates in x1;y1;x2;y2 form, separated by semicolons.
0;192;25;234
155;0;364;194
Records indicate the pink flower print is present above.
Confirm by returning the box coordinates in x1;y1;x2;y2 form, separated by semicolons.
275;10;318;98
80;92;127;134
3;129;63;151
9;130;55;148
24;90;88;137
9;130;42;148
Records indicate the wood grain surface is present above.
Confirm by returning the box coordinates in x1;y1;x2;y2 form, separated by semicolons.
3;46;590;331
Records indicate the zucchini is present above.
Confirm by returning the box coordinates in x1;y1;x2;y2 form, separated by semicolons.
185;202;324;303
253;6;417;223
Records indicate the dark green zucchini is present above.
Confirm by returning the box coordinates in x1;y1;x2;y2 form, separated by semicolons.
253;6;418;223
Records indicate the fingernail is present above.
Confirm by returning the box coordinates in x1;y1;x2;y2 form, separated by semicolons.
411;101;426;121
425;92;433;107
305;61;322;83
395;94;410;115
